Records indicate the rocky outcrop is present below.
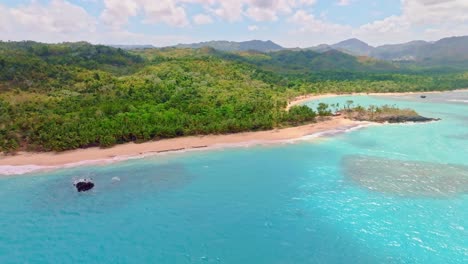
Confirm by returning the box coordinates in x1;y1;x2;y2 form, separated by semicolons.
73;179;95;192
377;115;441;123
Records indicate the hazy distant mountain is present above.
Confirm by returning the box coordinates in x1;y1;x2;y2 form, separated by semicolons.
209;48;397;74
428;36;468;60
370;41;429;61
331;38;375;56
174;40;284;52
306;44;335;53
369;36;468;65
110;44;155;50
307;38;375;56
307;36;468;66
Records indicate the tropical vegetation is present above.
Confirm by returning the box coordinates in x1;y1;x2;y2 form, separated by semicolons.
1;41;467;153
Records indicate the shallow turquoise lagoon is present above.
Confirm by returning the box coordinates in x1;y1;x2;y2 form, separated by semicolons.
0;92;467;263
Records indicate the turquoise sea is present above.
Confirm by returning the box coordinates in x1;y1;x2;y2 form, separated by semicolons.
0;92;467;263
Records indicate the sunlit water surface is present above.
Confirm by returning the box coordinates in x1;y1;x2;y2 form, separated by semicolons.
0;92;467;263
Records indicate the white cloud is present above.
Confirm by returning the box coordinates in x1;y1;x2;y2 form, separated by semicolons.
100;0;138;28
357;15;409;34
278;10;352;47
403;0;468;25
353;0;468;45
141;0;189;27
101;0;189;28
208;1;245;22
245;0;318;21
337;0;351;6
288;10;351;34
298;0;317;5
193;13;213;25
202;0;318;22
248;25;259;31
2;0;468;48
96;0;468;46
0;1;192;46
246;7;278;21
0;0;96;42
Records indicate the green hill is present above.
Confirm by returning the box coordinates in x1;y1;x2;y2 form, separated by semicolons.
308;36;468;70
331;38;375;56
1;41;468;153
174;40;284;52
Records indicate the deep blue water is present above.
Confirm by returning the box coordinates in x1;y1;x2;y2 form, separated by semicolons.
0;92;467;263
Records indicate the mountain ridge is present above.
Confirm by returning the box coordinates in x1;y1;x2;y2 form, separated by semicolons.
161;35;468;63
307;36;468;64
331;38;375;56
174;40;284;52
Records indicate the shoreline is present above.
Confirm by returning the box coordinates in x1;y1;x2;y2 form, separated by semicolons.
286;89;468;110
0;117;367;175
2;89;466;176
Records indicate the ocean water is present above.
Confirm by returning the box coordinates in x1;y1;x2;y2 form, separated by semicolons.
0;92;467;264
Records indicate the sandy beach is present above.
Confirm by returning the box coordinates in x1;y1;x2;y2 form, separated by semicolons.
0;117;364;174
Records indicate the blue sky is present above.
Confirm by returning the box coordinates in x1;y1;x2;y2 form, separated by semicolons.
0;0;467;47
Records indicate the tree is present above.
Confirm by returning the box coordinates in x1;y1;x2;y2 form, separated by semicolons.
317;103;332;116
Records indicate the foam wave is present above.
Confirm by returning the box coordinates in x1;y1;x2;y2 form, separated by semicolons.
297;122;374;141
0;165;55;176
448;99;468;103
0;150;203;176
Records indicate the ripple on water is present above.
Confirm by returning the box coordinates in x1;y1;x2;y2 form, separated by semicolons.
342;155;468;197
447;133;468;140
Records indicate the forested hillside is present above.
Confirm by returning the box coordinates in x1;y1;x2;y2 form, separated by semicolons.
1;41;468;153
308;36;468;69
174;40;284;52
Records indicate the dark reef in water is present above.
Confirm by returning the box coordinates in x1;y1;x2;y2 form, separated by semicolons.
342;155;468;198
349;113;440;124
74;179;95;192
376;115;440;123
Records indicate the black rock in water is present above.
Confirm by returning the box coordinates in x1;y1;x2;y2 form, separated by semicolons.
384;115;440;123
74;179;95;192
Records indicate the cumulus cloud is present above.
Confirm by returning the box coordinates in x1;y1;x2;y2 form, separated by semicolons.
1;0;468;47
248;25;259;31
208;1;244;21
0;0;96;42
100;0;139;28
337;0;351;6
103;0;321;26
141;0;189;27
193;13;213;25
0;1;193;46
101;0;189;28
286;10;352;45
353;0;468;44
404;0;468;24
202;0;318;22
246;7;278;21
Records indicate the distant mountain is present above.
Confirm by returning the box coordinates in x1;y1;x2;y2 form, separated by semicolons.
331;38;375;56
370;41;429;61
211;48;396;74
307;38;375;56
174;40;284;52
306;44;335;53
427;36;468;60
110;44;155;50
368;36;468;66
307;36;468;67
